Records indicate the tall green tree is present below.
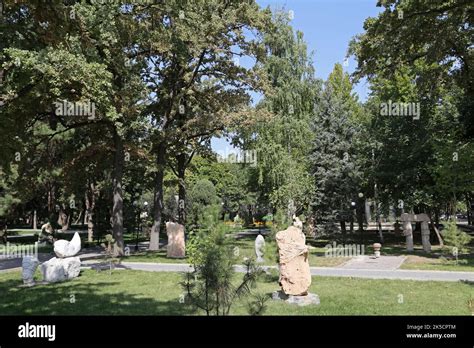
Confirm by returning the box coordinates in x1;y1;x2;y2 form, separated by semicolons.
350;0;474;219
253;12;320;217
138;1;270;249
0;1;148;255
349;0;473;138
310;63;362;235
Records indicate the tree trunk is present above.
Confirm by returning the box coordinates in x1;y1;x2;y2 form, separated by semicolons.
357;197;364;244
112;129;125;256
58;205;70;231
177;153;186;226
340;220;346;241
451;194;457;219
373;183;384;243
47;182;56;224
33;210;37;230
74;210;83;225
150;141;166;251
466;193;471;225
431;220;444;247
85;181;96;243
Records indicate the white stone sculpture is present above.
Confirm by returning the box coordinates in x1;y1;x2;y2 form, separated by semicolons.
373;243;382;258
22;256;40;286
255;234;265;263
40;257;81;283
54;232;81;258
36;232;82;284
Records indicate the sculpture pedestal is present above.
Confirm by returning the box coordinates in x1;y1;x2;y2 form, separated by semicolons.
272;290;320;306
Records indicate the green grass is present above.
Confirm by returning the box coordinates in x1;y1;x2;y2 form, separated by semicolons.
122;250;189;264
0;269;472;315
5;229;41;236
400;254;474;272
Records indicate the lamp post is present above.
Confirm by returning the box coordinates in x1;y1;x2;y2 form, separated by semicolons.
357;192;364;245
350;201;356;234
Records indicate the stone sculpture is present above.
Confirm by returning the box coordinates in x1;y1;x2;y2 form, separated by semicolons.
40;257;81;283
373;243;382;258
166;221;185;258
22;256;40;286
400;213;431;252
39;222;55;244
54;232;81;258
255;234;265;263
275;225;311;296
39;232;82;283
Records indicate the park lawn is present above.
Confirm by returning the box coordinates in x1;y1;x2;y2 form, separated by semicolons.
6;229;41;236
400;254;474;272
0;269;472;315
122;250;189;264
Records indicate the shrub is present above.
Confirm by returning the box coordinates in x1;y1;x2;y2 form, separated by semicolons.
441;220;472;255
246;293;269;316
182;222;265;316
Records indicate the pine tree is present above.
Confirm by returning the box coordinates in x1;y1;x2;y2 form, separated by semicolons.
310;64;361;234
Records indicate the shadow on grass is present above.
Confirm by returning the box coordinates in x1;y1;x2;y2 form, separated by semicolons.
0;272;193;316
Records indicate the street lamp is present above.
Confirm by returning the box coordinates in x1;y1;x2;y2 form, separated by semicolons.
357;193;364;244
350;201;356;233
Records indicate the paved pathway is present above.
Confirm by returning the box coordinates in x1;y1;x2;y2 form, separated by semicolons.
0;249;105;271
79;261;474;282
0;253;52;271
0;241;167;272
340;255;406;270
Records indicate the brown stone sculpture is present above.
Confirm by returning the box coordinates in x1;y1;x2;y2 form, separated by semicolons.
276;226;311;296
166;222;185;258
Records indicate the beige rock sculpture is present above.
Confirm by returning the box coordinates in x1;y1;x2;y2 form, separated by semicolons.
166;221;185;258
276;226;311;296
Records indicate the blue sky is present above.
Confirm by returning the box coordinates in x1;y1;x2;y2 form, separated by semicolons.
212;0;383;152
